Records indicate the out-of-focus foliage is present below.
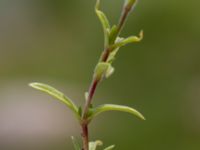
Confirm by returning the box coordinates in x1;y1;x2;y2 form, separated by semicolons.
0;0;200;150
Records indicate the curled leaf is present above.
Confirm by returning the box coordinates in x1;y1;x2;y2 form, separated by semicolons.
89;104;145;121
29;82;80;120
113;30;143;49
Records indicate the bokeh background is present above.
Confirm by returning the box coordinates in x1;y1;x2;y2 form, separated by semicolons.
0;0;200;149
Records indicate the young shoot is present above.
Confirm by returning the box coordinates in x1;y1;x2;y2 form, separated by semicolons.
29;0;145;149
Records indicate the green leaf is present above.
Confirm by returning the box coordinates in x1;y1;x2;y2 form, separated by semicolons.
89;104;145;121
107;31;143;64
109;25;118;45
29;82;80;120
89;140;103;150
94;62;110;80
95;0;110;47
78;106;82;117
113;30;143;49
104;145;115;150
71;136;81;150
95;0;110;29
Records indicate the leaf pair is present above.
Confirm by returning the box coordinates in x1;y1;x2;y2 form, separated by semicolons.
29;83;145;122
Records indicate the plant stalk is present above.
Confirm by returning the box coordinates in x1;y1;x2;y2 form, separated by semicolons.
80;2;134;150
81;123;89;150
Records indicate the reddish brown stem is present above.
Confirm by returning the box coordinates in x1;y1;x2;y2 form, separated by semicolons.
81;79;99;150
82;79;99;119
81;123;89;150
118;7;130;34
101;47;111;62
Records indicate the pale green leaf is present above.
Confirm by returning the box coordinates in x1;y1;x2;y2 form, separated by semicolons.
71;136;81;150
104;145;115;150
94;62;110;80
89;140;103;150
95;0;110;29
95;0;110;47
29;82;80;119
113;30;143;49
90;104;145;121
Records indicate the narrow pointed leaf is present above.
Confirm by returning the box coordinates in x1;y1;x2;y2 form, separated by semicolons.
95;0;110;47
104;145;115;150
29;82;80;119
71;136;81;150
90;104;145;120
95;0;110;29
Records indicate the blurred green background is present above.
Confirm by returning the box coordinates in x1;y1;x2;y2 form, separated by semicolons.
0;0;200;149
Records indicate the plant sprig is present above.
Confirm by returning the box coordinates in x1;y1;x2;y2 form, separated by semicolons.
29;0;144;150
